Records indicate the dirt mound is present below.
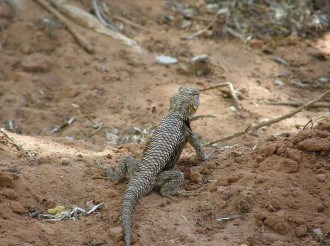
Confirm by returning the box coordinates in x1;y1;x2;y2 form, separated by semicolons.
1;0;330;245
0;119;329;245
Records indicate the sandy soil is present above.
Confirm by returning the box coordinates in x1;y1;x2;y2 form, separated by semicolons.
1;1;330;245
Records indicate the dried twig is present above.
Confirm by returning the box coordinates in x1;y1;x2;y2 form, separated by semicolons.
201;82;242;112
205;89;330;146
0;128;36;157
113;14;157;34
303;113;330;130
181;22;213;40
267;101;330;108
33;0;94;53
52;117;76;136
52;1;143;53
92;0;117;31
190;114;216;121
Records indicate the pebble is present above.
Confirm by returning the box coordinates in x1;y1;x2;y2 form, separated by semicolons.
10;201;26;214
187;168;203;183
21;53;51;73
60;157;71;166
155;55;178;65
106;188;119;198
318;77;329;83
274;78;284;86
312;228;323;237
41;225;55;235
109;226;123;242
316;174;326;182
249;39;264;48
191;54;210;64
295;225;307;238
265;215;289;235
39;74;62;90
0;171;14;188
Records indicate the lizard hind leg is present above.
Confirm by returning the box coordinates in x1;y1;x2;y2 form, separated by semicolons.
155;170;195;198
105;155;138;182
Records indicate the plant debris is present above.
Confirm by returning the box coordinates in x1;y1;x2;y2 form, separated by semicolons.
30;203;104;221
166;0;330;41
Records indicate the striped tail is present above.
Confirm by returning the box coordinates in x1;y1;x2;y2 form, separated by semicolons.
122;188;138;246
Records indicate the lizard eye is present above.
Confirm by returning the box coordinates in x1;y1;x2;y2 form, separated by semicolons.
193;95;200;109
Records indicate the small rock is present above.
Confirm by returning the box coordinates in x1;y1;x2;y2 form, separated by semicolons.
316;174;327;183
10;201;26;214
20;45;37;55
233;194;255;213
0;171;14;188
22;53;51;73
187;168;203;183
2;188;18;200
227;176;240;183
60;157;71;166
155;55;178;65
131;233;139;244
190;54;211;76
318;77;329;83
265;215;289;235
109;226;123;242
195;227;206;234
249;39;264;48
274;78;284;86
270;198;282;210
217;187;233;200
295;225;307;238
41;225;55;235
298;138;330;152
68;90;80;98
205;3;219;14
39;74;62;90
312;228;323;237
107;188;119;198
44;199;56;208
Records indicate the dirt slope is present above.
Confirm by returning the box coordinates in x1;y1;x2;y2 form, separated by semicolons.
0;1;330;245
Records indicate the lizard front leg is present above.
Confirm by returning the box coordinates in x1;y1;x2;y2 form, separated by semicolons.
187;132;209;160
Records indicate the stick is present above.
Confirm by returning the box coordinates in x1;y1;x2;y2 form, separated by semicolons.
303;113;330;130
0;128;36;157
52;1;143;53
181;22;213;40
267;101;330;108
205;89;330;146
113;14;157;34
33;0;94;53
190;114;216;121
200;82;243;112
200;82;230;92
92;0;117;31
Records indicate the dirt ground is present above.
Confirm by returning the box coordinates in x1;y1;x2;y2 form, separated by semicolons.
1;1;330;245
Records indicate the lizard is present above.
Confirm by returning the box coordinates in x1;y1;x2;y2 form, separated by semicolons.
103;86;209;246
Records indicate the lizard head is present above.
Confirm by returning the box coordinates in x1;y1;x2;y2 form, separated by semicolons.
169;86;200;119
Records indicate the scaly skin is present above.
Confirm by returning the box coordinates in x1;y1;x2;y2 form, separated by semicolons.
105;86;208;245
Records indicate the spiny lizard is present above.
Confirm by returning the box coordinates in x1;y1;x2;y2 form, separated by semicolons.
104;86;209;246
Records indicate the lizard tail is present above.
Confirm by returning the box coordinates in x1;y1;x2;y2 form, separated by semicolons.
122;188;138;246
